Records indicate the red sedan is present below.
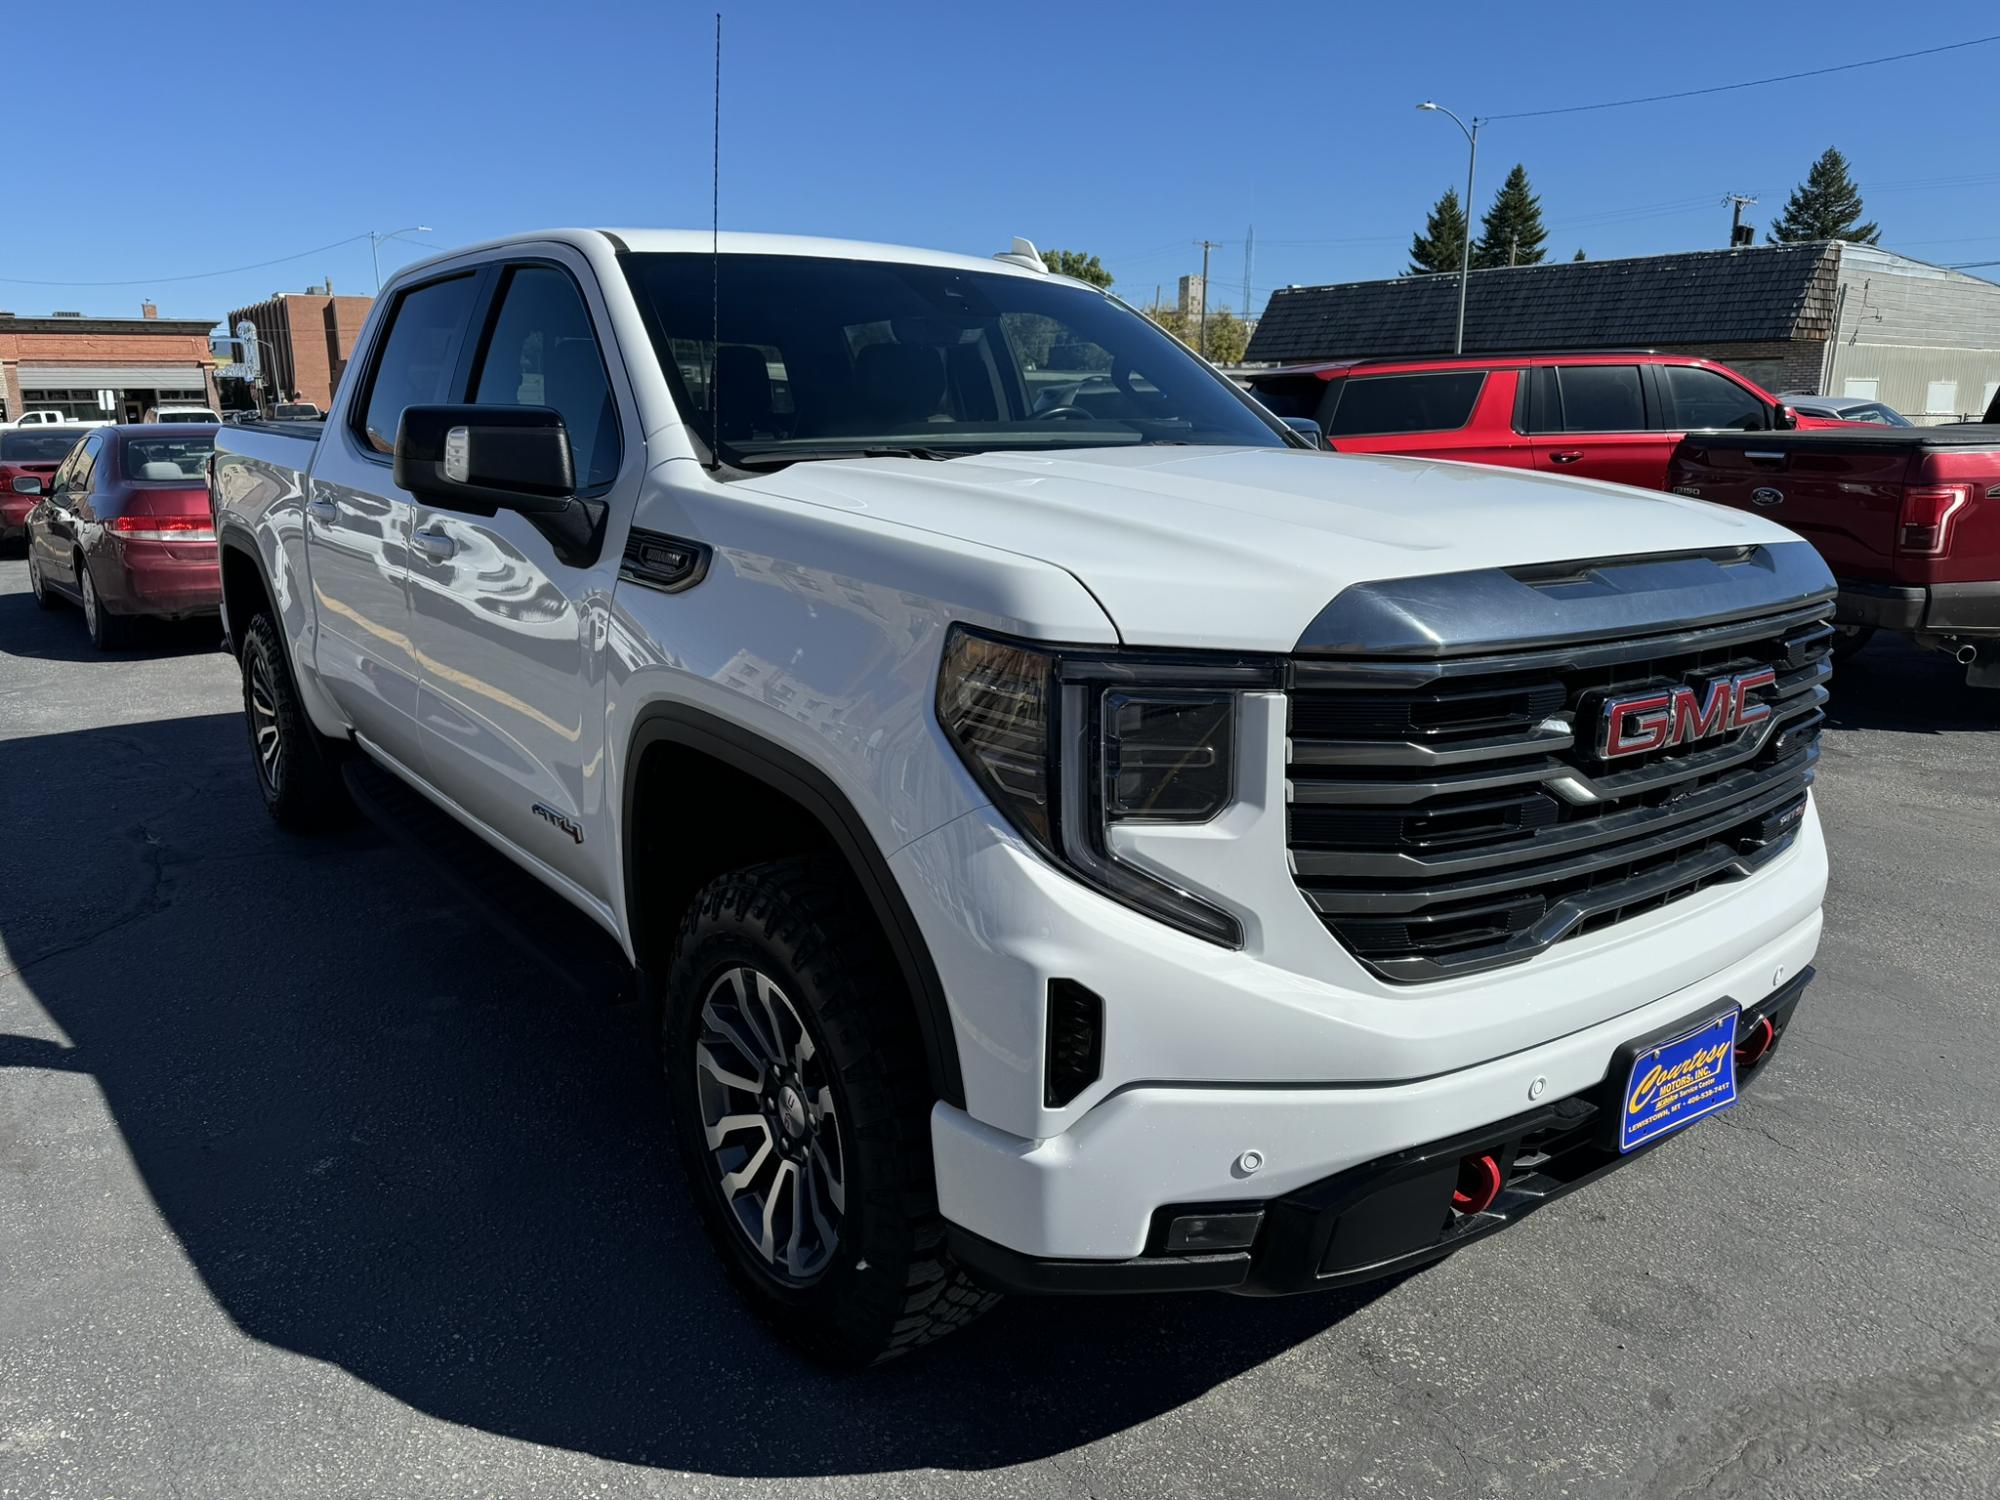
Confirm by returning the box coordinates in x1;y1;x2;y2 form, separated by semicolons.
24;424;221;650
1;426;89;544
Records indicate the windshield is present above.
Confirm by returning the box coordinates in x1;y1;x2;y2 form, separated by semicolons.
623;252;1288;467
124;434;214;481
0;429;87;461
155;409;216;423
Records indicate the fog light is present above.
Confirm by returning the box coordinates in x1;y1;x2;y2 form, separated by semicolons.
1164;1210;1264;1254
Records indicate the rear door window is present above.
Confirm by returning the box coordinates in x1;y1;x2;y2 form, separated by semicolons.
1663;365;1768;431
1552;365;1645;432
355;273;481;456
1324;371;1486;436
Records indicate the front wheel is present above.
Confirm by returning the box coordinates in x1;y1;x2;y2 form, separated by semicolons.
663;857;997;1364
27;548;58;611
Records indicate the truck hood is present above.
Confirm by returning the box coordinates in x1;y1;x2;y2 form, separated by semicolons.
746;446;1802;651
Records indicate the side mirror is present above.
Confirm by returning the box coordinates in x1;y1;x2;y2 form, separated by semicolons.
1772;402;1799;430
10;475;43;495
394;404;576;515
1280;416;1327;449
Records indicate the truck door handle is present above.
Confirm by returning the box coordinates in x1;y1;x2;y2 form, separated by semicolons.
411;527;457;561
1548;450;1584;463
305;495;337;524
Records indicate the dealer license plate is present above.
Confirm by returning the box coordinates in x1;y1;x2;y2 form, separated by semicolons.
1618;1008;1739;1153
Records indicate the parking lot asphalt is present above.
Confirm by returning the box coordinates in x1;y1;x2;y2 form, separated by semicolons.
2;553;1998;1500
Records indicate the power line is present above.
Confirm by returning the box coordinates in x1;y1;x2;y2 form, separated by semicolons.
1486;33;2000;120
0;232;376;288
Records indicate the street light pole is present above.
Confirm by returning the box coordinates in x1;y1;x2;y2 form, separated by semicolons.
1418;103;1480;355
369;226;434;293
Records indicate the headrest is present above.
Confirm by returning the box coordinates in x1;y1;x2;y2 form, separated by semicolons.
139;461;185;481
855;343;944;423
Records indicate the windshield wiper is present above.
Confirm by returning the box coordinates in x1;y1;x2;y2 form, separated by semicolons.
727;445;960;471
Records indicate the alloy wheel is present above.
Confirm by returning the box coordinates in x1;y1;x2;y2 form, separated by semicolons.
27;551;43;603
247;652;283;794
81;566;99;635
692;965;846;1284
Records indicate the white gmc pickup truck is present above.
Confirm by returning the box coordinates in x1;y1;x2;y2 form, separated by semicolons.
210;229;1835;1364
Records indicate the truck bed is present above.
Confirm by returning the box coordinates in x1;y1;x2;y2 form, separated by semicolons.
1670;424;2000;635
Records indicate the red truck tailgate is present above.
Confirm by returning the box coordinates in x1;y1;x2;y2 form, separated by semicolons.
1670;435;1910;582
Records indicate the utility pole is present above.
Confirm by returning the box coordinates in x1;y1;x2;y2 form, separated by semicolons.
1242;225;1255;327
1195;239;1221;357
1723;194;1759;248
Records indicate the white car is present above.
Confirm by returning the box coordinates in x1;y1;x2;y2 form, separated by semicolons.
146;404;221;424
209;229;1834;1364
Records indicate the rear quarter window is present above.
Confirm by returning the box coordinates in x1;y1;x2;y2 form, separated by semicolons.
1324;371;1486;437
1244;376;1327;421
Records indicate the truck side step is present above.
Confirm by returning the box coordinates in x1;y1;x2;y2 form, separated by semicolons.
340;756;639;1008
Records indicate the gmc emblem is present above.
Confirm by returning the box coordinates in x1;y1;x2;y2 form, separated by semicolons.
1599;668;1778;759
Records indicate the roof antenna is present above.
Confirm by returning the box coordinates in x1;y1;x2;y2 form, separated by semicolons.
707;11;722;470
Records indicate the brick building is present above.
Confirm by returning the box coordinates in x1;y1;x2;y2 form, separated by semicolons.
225;289;374;414
0;307;220;423
1246;242;2000;421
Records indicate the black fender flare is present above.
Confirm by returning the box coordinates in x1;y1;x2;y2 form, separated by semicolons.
622;702;966;1109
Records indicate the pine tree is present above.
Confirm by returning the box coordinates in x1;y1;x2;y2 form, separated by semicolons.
1572;248;1587;261
1474;165;1548;269
1768;148;1880;244
1406;187;1470;276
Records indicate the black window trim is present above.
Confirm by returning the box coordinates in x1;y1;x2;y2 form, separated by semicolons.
460;255;628;500
346;265;493;466
1323;368;1490;438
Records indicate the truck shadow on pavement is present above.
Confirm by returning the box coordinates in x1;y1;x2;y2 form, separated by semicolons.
0;709;1394;1477
1822;633;1999;733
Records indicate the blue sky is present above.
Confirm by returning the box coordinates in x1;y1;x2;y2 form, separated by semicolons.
4;1;1995;325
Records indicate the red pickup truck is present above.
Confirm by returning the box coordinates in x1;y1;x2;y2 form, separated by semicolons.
1668;407;2000;686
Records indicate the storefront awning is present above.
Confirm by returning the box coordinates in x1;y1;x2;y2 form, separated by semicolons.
19;363;207;391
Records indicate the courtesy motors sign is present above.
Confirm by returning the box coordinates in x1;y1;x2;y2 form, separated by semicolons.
1598;669;1777;759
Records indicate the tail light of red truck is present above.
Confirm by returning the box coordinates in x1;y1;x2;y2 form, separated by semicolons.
1897;484;1971;556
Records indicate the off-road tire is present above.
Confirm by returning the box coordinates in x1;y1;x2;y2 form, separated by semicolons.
663;856;998;1365
241;611;352;831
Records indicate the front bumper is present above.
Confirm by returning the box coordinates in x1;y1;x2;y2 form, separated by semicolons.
949;969;1809;1296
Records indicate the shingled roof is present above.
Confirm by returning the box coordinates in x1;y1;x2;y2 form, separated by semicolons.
1245;242;1841;364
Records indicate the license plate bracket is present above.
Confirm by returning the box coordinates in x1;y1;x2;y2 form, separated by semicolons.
1612;1003;1740;1153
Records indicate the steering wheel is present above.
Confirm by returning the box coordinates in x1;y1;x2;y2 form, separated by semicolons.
1034;405;1094;421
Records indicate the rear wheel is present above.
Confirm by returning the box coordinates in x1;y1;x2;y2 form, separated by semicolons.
79;558;126;650
663;857;997;1365
240;611;352;830
1830;623;1875;663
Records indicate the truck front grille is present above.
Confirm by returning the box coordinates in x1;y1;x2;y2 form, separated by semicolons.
1286;601;1832;982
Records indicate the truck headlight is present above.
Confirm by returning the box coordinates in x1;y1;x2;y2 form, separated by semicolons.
937;625;1279;946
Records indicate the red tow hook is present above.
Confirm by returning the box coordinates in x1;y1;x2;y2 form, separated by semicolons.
1736;1014;1777;1070
1451;1153;1504;1216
